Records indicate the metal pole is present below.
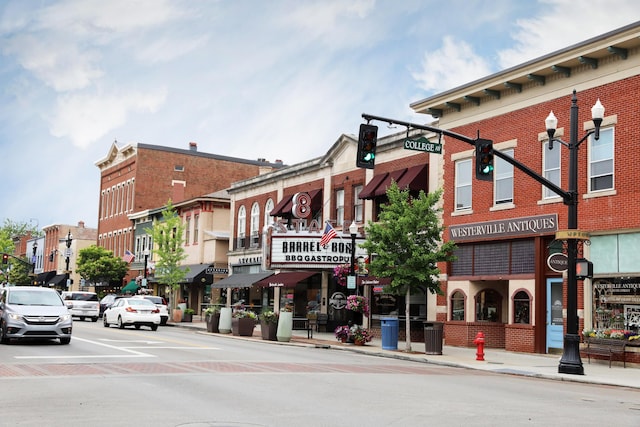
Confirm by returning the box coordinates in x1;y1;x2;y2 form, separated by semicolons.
558;92;584;375
65;231;72;291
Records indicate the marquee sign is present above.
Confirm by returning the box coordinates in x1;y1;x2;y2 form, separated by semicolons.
269;234;368;269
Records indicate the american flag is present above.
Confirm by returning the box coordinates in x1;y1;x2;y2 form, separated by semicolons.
123;250;135;263
319;222;337;248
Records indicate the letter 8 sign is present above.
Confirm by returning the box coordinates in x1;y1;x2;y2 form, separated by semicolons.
292;192;311;219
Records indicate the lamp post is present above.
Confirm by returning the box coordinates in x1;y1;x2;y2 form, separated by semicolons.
31;241;38;277
545;90;604;375
349;220;358;295
143;249;150;287
65;231;73;291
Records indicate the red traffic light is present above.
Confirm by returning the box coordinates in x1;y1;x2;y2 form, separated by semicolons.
575;258;593;279
2;253;8;264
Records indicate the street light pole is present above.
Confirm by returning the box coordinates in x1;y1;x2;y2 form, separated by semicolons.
143;249;150;288
349;221;358;293
545;91;604;375
65;231;73;291
31;241;38;278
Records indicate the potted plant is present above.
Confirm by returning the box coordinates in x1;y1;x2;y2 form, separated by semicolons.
259;310;279;341
350;324;373;346
334;324;351;343
277;304;293;342
182;308;195;322
204;306;221;333
232;309;257;336
172;306;183;323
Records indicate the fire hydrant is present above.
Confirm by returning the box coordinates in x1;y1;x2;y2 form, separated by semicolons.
474;331;485;361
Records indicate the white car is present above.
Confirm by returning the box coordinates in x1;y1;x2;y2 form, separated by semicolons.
103;297;160;330
132;295;169;325
61;291;100;322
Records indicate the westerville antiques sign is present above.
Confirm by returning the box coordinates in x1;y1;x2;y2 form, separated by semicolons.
449;214;558;243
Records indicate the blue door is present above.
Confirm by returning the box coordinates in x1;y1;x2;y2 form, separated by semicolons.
546;278;564;352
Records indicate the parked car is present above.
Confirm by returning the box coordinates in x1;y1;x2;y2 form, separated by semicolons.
132;295;169;325
0;286;73;344
61;291;99;322
99;294;119;317
103;297;160;330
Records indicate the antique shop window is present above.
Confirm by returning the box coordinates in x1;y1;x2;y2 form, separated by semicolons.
476;289;502;322
513;290;530;324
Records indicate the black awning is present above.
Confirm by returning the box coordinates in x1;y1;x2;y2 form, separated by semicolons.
255;271;317;288
181;264;212;283
35;271;56;286
211;271;274;289
48;274;67;287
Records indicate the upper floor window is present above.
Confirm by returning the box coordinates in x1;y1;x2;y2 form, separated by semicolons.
193;214;199;244
543;141;561;199
354;185;363;222
264;199;274;226
589;127;614;192
455;159;472;211
250;202;260;247
495;149;514;205
237;206;246;239
335;189;345;226
185;216;191;245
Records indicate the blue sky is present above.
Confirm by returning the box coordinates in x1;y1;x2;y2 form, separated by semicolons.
1;0;639;230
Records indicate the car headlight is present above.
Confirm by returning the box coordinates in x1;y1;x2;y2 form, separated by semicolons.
8;313;23;321
60;314;72;322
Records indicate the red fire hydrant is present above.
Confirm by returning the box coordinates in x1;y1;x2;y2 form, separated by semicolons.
474;331;485;361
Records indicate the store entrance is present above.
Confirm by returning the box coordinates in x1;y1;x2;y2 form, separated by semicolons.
546;278;564;352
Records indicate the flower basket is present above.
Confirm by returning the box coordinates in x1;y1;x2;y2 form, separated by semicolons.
232;310;257;336
334;324;351;342
205;307;221;333
333;264;351;287
346;295;370;316
350;324;373;344
259;310;279;341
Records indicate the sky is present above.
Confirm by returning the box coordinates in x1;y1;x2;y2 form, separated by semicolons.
1;0;639;231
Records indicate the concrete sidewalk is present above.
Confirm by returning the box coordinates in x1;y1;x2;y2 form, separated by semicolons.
170;318;640;390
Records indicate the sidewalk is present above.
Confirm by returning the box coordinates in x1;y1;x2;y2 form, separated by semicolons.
170;318;640;389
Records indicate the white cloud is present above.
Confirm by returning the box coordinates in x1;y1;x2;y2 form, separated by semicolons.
49;89;167;148
411;36;493;93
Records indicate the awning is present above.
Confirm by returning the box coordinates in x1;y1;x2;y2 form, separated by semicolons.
211;271;275;289
35;271;56;285
255;271;317;288
48;274;67;287
121;280;139;294
359;168;420;199
270;195;293;216
396;164;428;192
180;264;211;283
270;189;323;217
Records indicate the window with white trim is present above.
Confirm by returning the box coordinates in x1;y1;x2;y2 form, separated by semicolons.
264;199;274;226
589;127;614;192
354;185;363;222
495;149;514;205
335;189;344;226
250;202;260;247
237;205;246;248
543;141;561;199
455;159;472;211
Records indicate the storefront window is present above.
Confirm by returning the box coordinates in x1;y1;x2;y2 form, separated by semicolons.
450;291;465;321
592;279;640;334
513;290;530;324
475;289;501;322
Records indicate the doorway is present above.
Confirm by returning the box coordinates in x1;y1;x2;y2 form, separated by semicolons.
546;278;564;352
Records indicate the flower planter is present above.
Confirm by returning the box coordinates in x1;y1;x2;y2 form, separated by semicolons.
232;317;256;336
261;320;278;341
277;311;293;342
172;309;183;323
182;312;193;322
206;313;220;333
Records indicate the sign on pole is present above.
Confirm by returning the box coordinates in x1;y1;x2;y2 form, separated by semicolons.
404;137;442;154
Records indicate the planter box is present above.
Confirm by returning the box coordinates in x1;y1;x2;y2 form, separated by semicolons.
232;317;256;336
182;313;193;322
261;321;278;341
206;313;220;333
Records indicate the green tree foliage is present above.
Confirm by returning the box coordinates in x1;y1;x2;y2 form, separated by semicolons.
146;200;187;309
7;255;31;285
76;245;129;286
361;182;456;352
1;219;42;285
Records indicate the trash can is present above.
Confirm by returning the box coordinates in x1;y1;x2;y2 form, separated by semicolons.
381;317;399;350
424;321;443;355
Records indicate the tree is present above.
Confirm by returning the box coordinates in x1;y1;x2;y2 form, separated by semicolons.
7;255;31;285
76;245;129;288
360;182;457;352
146;200;187;310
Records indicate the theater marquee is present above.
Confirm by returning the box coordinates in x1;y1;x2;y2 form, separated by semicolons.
269;234;368;269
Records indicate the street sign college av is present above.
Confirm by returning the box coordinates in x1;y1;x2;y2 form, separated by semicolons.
404;137;442;154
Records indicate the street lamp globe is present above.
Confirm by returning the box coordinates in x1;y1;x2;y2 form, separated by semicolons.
349;220;358;236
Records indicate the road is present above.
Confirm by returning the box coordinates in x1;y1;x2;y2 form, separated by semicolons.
1;321;639;427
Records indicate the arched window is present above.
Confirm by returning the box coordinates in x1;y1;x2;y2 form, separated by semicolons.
450;290;466;321
250;202;260;247
475;289;502;322
264;199;274;226
237;206;246;249
513;290;531;324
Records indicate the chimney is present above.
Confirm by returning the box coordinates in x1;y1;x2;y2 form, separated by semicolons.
78;221;85;228
189;142;197;151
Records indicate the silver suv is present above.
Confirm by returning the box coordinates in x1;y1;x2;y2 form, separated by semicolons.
0;286;73;344
61;291;100;322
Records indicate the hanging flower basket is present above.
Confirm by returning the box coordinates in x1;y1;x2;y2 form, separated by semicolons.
333;264;351;287
346;295;370;316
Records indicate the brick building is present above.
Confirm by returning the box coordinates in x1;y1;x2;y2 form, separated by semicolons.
410;22;640;361
94;141;282;288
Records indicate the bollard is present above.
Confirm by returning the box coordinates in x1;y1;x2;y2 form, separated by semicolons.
473;331;485;361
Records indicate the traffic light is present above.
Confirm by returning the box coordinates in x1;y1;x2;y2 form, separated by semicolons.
475;138;494;181
357;123;378;169
576;258;593;279
2;253;8;264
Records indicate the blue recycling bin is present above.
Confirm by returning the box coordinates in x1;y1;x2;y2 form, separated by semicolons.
381;317;399;350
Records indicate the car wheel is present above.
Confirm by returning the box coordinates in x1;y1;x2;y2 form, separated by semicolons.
0;321;10;345
134;324;141;330
117;316;125;329
80;317;85;321
103;315;109;327
91;317;98;322
160;319;167;326
151;324;158;331
60;337;71;345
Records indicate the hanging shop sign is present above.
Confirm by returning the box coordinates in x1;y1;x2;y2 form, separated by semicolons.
547;253;568;272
